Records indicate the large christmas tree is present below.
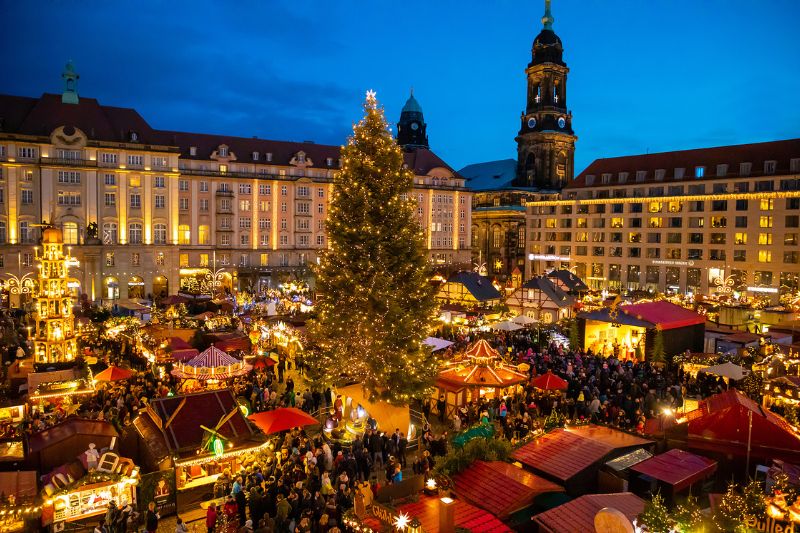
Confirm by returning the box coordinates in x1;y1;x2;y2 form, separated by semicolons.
309;90;439;404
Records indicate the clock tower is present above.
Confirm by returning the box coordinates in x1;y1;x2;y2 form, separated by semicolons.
515;0;577;190
397;89;429;149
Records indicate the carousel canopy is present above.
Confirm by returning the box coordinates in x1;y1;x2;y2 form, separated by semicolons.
464;339;500;359
186;345;240;368
437;361;527;390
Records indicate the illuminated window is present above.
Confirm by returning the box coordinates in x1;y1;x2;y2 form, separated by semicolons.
178;224;191;245
219;164;227;173
128;223;142;244
760;216;773;228
611;218;623;228
546;218;558;228
734;232;747;245
694;166;705;178
199;253;209;267
155;252;165;265
760;199;774;211
759;250;772;263
649;217;663;228
260;253;269;266
62;222;79;244
198;225;209;245
758;233;772;245
153;223;167;244
105;252;114;267
648;201;662;213
179;254;189;267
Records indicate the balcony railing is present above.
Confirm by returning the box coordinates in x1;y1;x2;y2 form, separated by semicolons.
41;157;97;167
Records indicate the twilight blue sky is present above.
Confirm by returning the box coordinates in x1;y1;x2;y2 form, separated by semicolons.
1;1;798;174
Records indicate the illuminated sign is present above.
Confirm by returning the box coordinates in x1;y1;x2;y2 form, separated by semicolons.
651;260;695;266
528;254;571;261
747;286;779;294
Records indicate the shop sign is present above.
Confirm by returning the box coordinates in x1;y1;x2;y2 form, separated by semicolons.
743;515;796;533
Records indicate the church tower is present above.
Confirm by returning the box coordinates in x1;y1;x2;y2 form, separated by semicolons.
396;90;429;149
515;0;576;190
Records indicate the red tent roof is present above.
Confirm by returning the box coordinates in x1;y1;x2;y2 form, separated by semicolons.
532;371;568;391
686;389;800;463
93;365;136;382
512;427;651;482
619;301;705;331
362;494;510;533
186;345;240;367
452;461;562;519
464;339;500;359
532;492;645;533
248;407;318;435
629;449;717;492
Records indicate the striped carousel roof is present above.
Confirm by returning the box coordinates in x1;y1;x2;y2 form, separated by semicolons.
185;345;240;368
464;339;500;359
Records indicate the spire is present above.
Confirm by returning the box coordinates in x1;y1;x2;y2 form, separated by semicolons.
541;0;554;30
61;60;79;105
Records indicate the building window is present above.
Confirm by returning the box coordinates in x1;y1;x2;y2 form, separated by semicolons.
104;193;116;207
127;154;143;166
179;198;189;210
177;224;190;245
57;170;81;183
220;234;231;246
153;176;165;188
153;223;167;244
199;199;209;211
281;202;287;213
239;217;252;229
740;162;752;176
57;191;81;206
280;235;288;245
130;193;141;208
317;235;325;246
297;186;309;197
17;146;37;159
103;223;118;244
101;153;118;164
260;234;270;246
152;156;168;168
760;216;773;228
179;254;189;267
240;234;250;246
179;179;189;191
22;253;33;267
154;195;165;209
0;222;5;244
694;166;704;178
733;250;746;262
155;252;165;265
219;146;228;157
281;185;287;196
197;225;209;245
129;223;143;244
21;189;34;204
239;183;252;195
62;222;79;244
764;160;776;174
105;252;114;267
131;252;140;266
260;184;271;195
786;215;800;228
199;253;209;267
189;146;197;156
736;199;748;211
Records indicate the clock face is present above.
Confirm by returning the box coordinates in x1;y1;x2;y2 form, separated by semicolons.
527;117;537;129
558;117;566;129
410;122;419;131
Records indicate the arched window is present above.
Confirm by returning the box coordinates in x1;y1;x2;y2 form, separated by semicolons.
129;223;142;244
178;224;191;245
153;223;167;244
103;223;118;244
63;222;79;245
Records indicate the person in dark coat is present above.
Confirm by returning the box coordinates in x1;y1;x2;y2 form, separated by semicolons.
235;486;247;526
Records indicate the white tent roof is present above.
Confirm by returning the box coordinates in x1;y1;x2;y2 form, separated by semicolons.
424;337;454;352
512;315;537;325
699;361;749;381
489;320;523;332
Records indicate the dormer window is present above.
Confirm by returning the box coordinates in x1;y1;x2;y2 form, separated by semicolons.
695;166;705;178
618;172;628;184
674;167;685;180
252;151;259;161
219;146;229;157
790;158;800;173
717;164;728;177
266;152;273;162
601;173;611;184
326;157;333;166
189;146;197;156
129;131;138;142
654;169;665;181
740;162;752;176
764;160;776;174
585;175;595;185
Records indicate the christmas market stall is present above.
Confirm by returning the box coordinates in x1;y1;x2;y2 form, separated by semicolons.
451;460;563;522
170;345;252;392
326;383;415;444
434;339;528;420
132;389;268;510
628;448;717;503
578;300;705;360
763;376;800;416
26;366;95;417
511;426;653;495
531;492;645;533
0;471;41;533
683;389;800;464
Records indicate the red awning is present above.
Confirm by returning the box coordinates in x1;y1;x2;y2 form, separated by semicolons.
93;365;136;382
532;371;568;391
619;301;705;331
629;449;717;492
248;407;318;435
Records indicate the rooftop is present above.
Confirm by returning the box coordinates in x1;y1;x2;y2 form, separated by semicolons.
532;492;645;533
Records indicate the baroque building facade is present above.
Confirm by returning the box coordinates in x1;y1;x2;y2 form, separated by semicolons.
0;65;471;305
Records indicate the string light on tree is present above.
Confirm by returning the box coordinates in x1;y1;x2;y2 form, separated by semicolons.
308;89;440;404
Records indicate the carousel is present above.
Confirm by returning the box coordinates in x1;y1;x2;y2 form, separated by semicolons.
434;339;528;419
170;345;252;392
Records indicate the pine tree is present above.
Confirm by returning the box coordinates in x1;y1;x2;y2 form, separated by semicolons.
713;482;745;532
638;491;674;532
674;493;706;532
742;479;766;520
568;318;581;350
650;325;666;365
308;90;439;405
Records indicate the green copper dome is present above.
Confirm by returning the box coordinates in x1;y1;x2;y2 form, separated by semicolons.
401;90;423;114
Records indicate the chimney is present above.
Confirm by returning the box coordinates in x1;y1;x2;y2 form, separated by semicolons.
439;497;455;533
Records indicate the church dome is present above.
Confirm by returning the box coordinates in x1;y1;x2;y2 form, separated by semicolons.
531;29;564;66
401;92;423;115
